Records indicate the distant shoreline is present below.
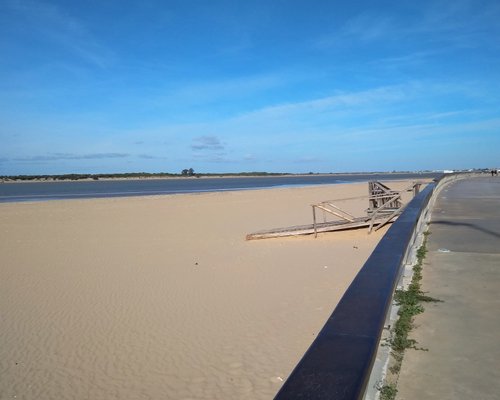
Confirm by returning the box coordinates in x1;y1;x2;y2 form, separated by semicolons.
0;171;438;184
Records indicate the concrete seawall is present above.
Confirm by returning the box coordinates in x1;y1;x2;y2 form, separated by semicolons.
274;181;440;400
274;173;495;400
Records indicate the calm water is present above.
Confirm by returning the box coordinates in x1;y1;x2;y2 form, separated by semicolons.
0;173;440;203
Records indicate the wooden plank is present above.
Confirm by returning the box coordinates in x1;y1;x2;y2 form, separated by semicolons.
312;205;317;238
246;216;390;240
373;208;403;232
368;193;402;232
324;202;356;219
314;205;355;222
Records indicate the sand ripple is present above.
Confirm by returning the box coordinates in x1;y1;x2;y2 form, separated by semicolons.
0;183;411;399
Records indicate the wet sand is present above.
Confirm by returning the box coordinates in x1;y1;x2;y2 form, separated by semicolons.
0;181;414;399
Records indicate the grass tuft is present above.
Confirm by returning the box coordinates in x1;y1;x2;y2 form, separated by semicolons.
379;230;443;395
379;383;398;400
388;233;442;368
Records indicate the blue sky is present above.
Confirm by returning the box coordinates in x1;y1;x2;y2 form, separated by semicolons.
1;0;499;174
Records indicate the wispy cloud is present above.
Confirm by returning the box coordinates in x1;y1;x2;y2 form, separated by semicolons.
316;1;500;50
115;80;488;161
12;153;130;162
3;0;113;67
142;73;289;113
401;1;500;50
137;154;169;160
368;50;438;71
176;74;284;102
339;13;395;42
189;135;233;164
315;12;398;48
191;136;225;151
233;84;418;122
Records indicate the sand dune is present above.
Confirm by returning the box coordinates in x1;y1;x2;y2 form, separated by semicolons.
0;181;414;399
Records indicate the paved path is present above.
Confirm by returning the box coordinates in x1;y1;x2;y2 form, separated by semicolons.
396;177;500;400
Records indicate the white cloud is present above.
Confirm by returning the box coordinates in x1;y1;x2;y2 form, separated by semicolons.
232;84;418;123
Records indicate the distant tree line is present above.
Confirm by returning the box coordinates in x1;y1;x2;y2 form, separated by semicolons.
0;171;294;182
0;172;177;181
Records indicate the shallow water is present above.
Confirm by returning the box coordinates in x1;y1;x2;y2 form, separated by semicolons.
0;173;438;202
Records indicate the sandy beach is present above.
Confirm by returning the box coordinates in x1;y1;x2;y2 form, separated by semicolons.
0;181;415;400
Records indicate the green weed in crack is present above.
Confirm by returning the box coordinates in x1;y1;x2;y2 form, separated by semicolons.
379;231;443;395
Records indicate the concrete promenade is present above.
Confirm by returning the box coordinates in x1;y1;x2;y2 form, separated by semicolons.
396;176;500;399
